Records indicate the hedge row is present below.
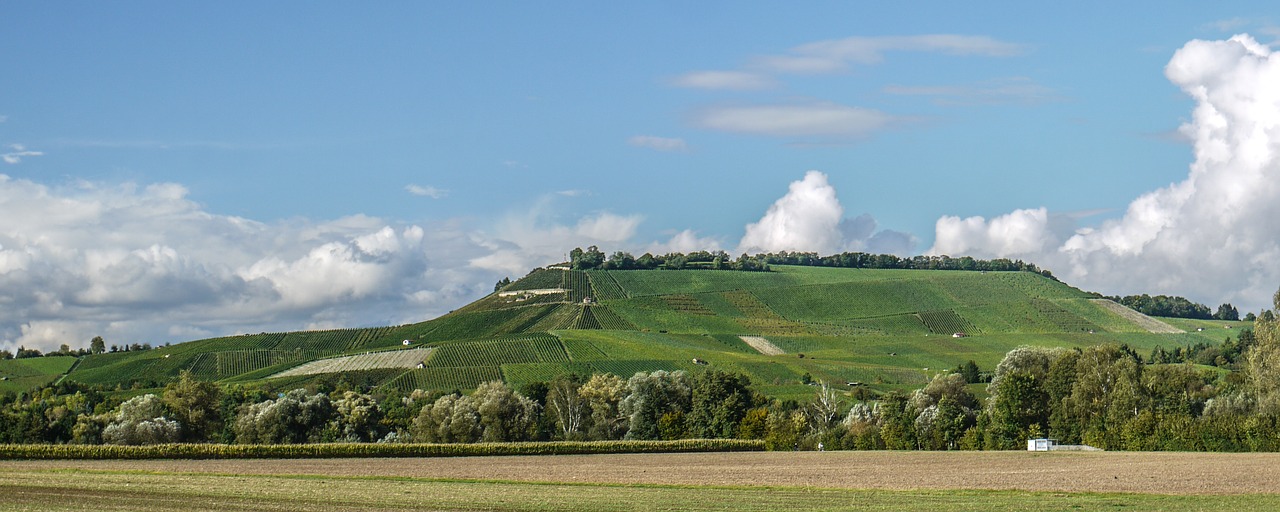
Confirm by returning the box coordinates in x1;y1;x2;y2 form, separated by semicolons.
0;439;765;460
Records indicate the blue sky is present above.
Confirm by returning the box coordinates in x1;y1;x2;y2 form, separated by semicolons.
2;3;1279;351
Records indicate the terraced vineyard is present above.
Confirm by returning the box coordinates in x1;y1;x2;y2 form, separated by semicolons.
47;264;1248;401
272;348;433;378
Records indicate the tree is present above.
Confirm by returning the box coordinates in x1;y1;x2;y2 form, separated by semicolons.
331;391;384;442
102;394;181;445
984;347;1065;449
1244;287;1280;416
546;375;588;439
1065;344;1143;449
808;381;844;435
955;360;982;383
1215;303;1240;321
570;246;605;270
162;370;222;442
411;393;479;443
88;335;105;355
493;277;512;292
688;370;755;439
579;373;627;440
473;381;539;442
234;389;334;444
620;371;691;440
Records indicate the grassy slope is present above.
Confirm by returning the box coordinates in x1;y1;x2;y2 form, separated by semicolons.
0;356;77;393
48;266;1251;401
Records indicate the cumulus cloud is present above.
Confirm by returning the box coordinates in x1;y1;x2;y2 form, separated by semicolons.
627;135;689;152
694;103;897;141
928;34;1280;312
647;230;723;255
405;184;446;198
738;171;915;256
671;70;776;90
2;144;43;164
468;196;645;276
0;175;556;353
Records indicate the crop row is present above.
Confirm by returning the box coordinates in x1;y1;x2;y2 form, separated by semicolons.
586;271;628;300
186;350;327;380
1029;299;1105;333
384;366;504;393
605;269;784;298
661;295;716;316
427;335;569;368
572;307;602;329
917;310;976;335
273;348;433;378
588;306;635;330
563;270;592;303
500;362;599;387
0;439;765;460
518;304;580;332
419;308;543;342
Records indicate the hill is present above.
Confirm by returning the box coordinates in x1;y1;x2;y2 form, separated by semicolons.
28;265;1253;401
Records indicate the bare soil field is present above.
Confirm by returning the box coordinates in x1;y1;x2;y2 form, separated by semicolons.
7;450;1279;495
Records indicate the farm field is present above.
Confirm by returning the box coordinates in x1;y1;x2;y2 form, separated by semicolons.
2;452;1279;511
29;264;1256;401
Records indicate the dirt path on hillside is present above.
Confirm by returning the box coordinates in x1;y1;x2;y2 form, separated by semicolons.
8;451;1280;495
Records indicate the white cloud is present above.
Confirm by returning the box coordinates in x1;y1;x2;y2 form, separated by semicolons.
406;184;446;198
738;171;915;256
628;135;689;152
2;144;43;164
753;34;1027;75
883;77;1062;106
647;230;723;255
0;174;505;353
927;34;1280;313
468;195;646;276
694;102;897;141
672;70;776;90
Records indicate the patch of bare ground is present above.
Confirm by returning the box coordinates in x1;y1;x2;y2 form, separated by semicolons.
1090;299;1184;333
739;335;784;355
8;451;1280;495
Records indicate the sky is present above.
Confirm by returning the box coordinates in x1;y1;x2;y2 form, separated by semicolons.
2;3;1279;352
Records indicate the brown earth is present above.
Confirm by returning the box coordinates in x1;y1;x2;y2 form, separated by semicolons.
6;451;1280;495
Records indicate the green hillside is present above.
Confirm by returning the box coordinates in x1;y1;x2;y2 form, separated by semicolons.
39;265;1252;400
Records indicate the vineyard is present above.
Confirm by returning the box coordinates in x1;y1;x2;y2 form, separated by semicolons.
586;270;628;300
384;366;504;393
916;310;976;336
47;264;1240;402
272;348;433;378
564;270;591;303
426;334;568;368
186;350;328;381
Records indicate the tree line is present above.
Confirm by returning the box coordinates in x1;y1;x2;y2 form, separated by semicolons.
565;247;1053;277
